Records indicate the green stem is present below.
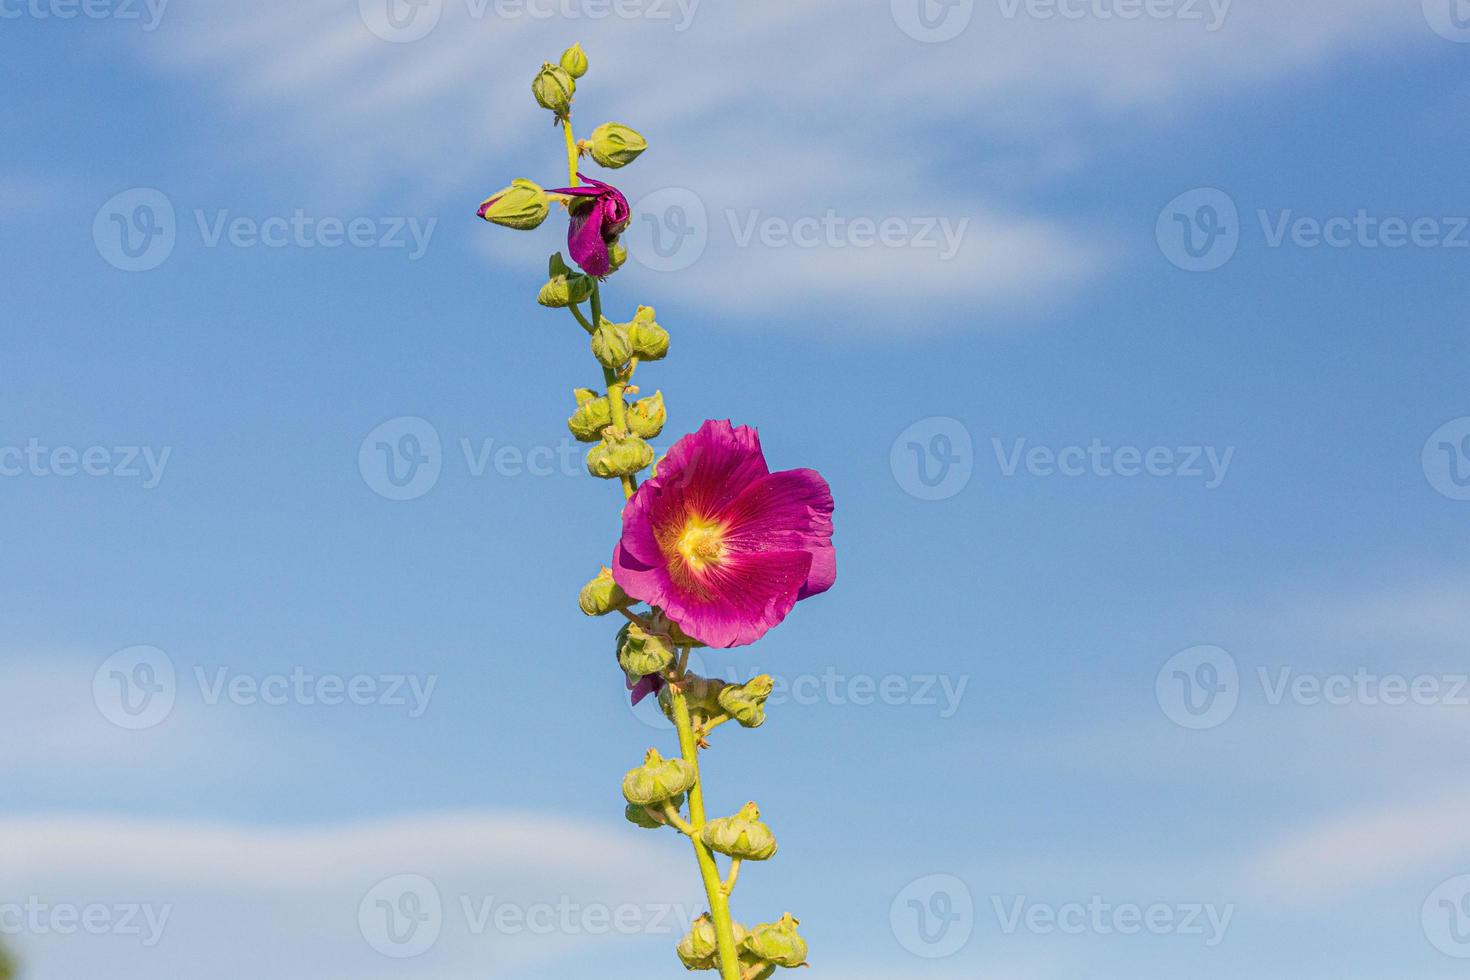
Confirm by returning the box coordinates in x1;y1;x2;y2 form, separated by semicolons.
669;683;742;980
568;302;594;334
591;279;639;500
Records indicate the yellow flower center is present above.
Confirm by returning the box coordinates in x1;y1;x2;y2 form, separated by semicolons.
675;518;727;572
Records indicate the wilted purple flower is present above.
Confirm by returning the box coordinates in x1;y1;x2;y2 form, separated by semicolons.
548;174;630;277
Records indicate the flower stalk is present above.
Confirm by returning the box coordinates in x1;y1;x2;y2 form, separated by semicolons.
478;44;825;979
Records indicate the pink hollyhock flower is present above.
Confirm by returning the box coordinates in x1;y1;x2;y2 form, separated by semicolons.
613;420;835;650
547;173;630;277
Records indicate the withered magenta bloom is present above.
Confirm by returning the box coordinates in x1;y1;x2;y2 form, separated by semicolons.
613;420;835;649
548;173;630;277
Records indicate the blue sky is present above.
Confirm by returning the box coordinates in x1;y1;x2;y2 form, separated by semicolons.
4;1;1470;977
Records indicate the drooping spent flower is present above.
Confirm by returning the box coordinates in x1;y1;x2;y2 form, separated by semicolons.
547;174;631;277
612;420;836;648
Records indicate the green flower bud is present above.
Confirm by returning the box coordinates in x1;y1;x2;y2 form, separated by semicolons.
627;305;669;360
532;63;575;114
586;430;654;479
717;674;774;729
567;390;614;442
477;178;549;230
591;317;633;369
622;747;695;806
677;914;748;971
625;791;684;830
625;803;663;830
585;121;647;169
619;623;676;677
538;256;595;308
607;242;628;272
648;610;707;648
626;391;666;439
559;42;588;79
701;802;778;861
579;567;631;616
659;674;728;724
742;913;807;969
738;956;776;980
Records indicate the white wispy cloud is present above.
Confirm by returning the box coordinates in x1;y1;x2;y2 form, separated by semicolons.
1245;791;1470;902
110;0;1432;316
0;811;701;980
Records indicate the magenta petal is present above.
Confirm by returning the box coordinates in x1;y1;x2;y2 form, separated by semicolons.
567;200;612;276
657;420;770;515
627;672;663;705
723;468;836;600
666;549;815;648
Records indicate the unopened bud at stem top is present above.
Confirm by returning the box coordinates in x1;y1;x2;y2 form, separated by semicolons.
559;43;588;79
532;63;576;115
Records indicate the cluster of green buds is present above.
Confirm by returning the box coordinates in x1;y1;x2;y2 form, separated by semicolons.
678;911;809;975
576;307;670;480
656;673;775;735
532;44;585;116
